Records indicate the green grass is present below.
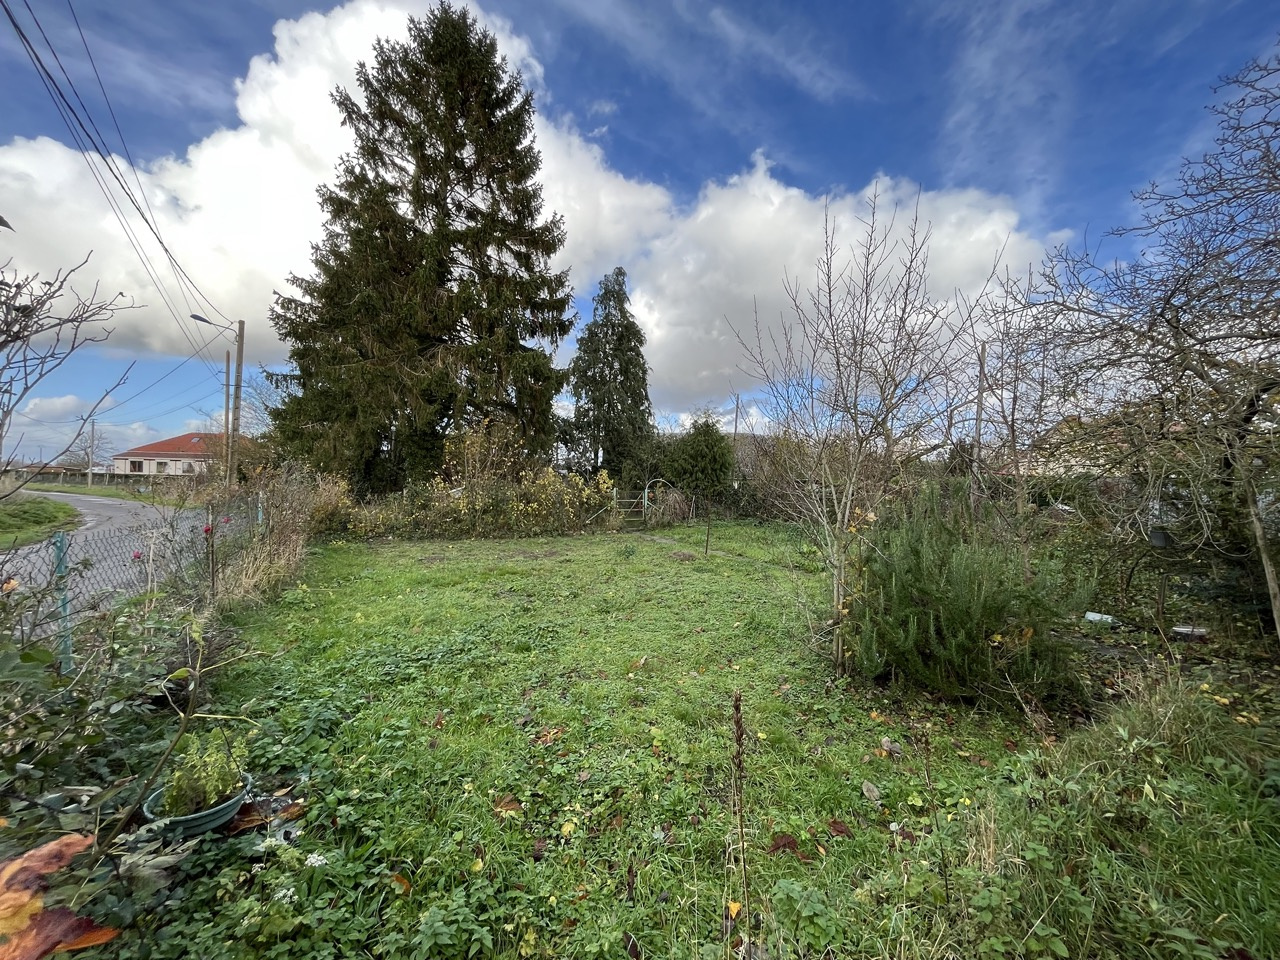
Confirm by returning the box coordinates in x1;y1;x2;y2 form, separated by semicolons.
21;481;180;504
95;522;1279;960
0;494;80;547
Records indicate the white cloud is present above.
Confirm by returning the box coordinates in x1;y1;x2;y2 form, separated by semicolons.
4;395;157;465
18;395;113;422
0;0;1062;442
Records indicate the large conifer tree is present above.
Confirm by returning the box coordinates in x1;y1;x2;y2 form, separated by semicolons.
568;267;654;480
269;4;573;494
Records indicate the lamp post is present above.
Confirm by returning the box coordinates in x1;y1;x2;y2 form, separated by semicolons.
192;314;244;488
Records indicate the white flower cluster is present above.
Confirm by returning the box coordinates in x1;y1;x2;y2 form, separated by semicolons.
273;887;298;904
304;853;329;868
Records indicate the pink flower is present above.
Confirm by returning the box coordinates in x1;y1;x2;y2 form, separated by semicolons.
132;550;143;560
203;525;212;535
221;516;231;524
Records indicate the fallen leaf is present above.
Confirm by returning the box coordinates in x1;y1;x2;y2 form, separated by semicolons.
880;736;903;757
272;786;293;798
828;818;853;838
727;901;742;920
493;794;523;818
531;839;547;862
391;873;411;894
767;833;798;855
277;800;307;822
861;780;882;805
623;931;642;958
227;811;270;835
534;727;564;746
56;925;121;950
577;770;591;783
431;711;446;729
0;834;118;958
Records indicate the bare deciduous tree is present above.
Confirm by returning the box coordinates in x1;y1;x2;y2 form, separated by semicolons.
1;255;132;498
1030;49;1280;644
740;192;987;672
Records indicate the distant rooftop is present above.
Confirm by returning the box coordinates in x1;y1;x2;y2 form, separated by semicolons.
114;432;222;460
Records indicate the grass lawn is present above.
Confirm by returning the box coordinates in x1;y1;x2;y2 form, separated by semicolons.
105;522;1278;960
0;494;80;547
21;481;176;503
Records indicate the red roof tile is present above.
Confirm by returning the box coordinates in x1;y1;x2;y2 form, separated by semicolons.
114;432;222;459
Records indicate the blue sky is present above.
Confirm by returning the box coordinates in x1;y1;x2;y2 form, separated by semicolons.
1;0;1276;461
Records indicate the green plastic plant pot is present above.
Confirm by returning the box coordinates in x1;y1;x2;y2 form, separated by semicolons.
143;774;253;838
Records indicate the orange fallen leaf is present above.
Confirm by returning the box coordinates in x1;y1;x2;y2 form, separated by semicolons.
56;925;121;950
0;834;118;959
391;873;411;894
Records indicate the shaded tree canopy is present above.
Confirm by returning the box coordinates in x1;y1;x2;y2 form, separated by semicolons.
568;267;654;480
268;2;574;495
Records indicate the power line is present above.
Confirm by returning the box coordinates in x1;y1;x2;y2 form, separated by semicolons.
2;0;238;379
12;0;221;374
1;2;218;379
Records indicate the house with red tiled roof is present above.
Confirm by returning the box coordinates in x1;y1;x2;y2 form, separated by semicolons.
112;432;221;477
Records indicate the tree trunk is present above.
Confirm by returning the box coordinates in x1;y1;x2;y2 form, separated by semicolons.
1242;472;1280;649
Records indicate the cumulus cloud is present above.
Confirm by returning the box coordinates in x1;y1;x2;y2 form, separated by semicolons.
0;0;1062;435
3;394;162;465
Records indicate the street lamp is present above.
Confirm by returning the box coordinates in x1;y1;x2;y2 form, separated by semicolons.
192;314;245;487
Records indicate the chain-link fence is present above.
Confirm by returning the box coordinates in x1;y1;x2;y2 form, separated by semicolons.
1;496;259;667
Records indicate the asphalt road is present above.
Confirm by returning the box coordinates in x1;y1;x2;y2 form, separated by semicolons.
35;490;164;532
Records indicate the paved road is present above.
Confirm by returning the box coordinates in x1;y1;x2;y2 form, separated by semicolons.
34;491;164;532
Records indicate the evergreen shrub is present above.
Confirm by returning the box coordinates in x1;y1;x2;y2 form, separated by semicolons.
846;486;1080;708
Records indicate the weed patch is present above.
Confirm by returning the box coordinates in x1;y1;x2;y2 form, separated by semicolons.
68;526;1279;960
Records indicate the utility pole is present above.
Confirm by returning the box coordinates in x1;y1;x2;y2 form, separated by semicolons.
87;419;95;487
224;349;231;489
229;319;245;486
191;314;245;487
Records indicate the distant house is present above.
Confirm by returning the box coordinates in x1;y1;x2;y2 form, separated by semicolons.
1;462;84;483
113;433;221;477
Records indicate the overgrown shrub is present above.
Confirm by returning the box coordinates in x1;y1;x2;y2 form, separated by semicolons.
214;465;353;603
352;467;617;539
845;486;1082;708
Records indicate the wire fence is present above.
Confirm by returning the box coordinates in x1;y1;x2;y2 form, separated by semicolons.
1;495;260;668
